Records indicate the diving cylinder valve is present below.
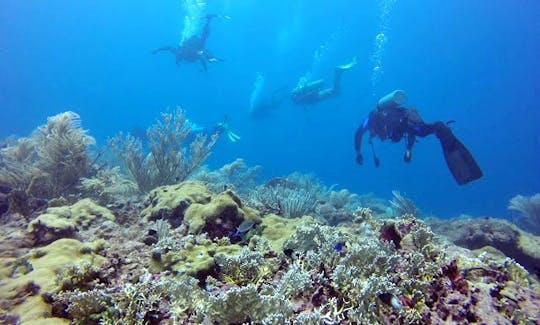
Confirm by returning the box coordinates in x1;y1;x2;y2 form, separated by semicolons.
378;90;407;110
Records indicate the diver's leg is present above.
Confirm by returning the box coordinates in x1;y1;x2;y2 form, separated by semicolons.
410;121;444;137
331;69;344;95
200;15;217;44
317;88;337;100
331;56;357;94
199;58;208;72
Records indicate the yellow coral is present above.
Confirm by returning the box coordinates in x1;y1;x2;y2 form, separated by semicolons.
184;190;261;234
258;214;313;252
28;198;115;234
0;238;106;324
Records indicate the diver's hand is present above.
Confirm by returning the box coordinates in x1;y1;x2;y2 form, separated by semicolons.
356;153;364;165
404;150;412;163
374;156;380;167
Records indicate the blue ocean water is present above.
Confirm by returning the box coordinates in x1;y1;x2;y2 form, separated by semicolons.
1;0;538;218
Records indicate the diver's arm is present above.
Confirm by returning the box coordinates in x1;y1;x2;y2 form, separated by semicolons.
354;118;369;164
404;133;416;162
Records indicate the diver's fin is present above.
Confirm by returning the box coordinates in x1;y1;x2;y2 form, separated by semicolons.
227;131;241;142
336;56;358;71
439;132;483;185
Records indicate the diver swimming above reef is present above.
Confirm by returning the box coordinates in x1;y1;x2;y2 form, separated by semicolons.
291;57;357;106
249;86;288;118
152;14;226;71
354;90;483;185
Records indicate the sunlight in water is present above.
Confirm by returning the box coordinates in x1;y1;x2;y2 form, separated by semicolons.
180;0;207;45
370;0;397;96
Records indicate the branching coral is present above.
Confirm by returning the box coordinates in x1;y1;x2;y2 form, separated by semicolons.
284;221;350;269
214;247;277;286
0;112;95;198
199;284;293;324
54;271;204;324
508;193;540;235
191;158;261;195
109;108;219;193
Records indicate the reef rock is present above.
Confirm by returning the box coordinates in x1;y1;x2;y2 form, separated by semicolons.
28;198;115;245
142;181;261;239
428;217;540;275
141;181;213;227
0;238;106;324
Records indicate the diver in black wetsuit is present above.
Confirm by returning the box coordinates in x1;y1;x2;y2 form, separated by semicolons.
354;90;483;185
152;14;224;71
291;57;357;106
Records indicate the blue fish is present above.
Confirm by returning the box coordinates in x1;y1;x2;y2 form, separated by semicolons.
333;242;345;252
232;219;256;238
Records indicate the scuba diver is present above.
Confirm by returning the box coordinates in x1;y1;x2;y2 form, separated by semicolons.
291;57;357;106
354;90;483;185
187;116;240;143
249;86;288;118
152;14;226;71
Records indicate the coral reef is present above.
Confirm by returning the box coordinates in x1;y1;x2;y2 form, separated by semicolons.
79;167;138;205
108;108;219;193
247;172;324;218
191;158;261;195
0;115;539;324
141;181;261;239
0;112;96;199
428;216;540;276
28;198;115;245
389;190;420;218
141;181;212;227
0;238;106;324
509;193;540;235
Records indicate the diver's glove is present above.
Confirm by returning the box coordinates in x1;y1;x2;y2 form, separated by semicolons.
356;153;364;165
404;150;412;163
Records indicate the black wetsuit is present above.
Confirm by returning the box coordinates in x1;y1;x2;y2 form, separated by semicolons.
153;14;220;71
355;106;446;159
354;105;483;185
291;68;345;105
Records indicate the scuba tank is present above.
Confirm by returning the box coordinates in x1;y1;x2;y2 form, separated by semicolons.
377;90;407;110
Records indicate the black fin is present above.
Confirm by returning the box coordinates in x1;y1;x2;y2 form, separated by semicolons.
439;133;483;185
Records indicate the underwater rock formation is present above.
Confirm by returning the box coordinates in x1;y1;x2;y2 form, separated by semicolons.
28;198;115;246
0;238;106;324
0;157;539;323
141;181;261;238
428;217;540;276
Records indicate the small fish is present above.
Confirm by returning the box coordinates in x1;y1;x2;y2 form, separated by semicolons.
232;219;256;237
333;242;345;252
